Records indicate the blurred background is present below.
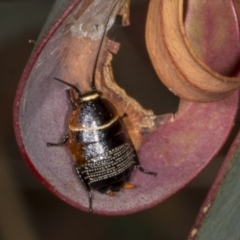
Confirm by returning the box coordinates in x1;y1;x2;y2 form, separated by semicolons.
0;0;237;239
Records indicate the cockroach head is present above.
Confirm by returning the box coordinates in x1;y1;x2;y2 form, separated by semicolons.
53;77;103;105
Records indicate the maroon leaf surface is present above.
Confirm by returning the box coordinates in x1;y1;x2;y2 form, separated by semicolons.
14;0;240;215
185;0;240;75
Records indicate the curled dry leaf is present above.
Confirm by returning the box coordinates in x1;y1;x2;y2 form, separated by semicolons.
146;0;240;102
14;0;239;215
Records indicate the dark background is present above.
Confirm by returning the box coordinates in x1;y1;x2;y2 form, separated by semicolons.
0;0;231;239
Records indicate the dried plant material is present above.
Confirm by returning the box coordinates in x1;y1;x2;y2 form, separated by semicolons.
146;0;240;102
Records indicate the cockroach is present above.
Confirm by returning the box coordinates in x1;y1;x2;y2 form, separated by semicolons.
47;3;157;212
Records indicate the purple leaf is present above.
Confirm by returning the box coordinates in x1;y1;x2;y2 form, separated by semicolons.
14;0;240;215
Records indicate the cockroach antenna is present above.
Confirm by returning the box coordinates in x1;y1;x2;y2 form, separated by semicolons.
53;77;82;97
52;3;118;96
90;2;118;90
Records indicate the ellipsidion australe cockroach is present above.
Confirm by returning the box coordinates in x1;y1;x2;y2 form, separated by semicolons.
47;3;157;212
